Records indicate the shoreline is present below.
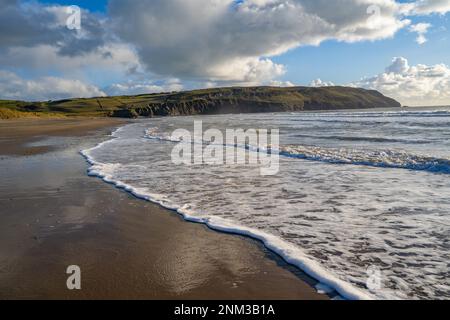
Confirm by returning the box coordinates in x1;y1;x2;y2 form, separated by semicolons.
0;118;328;300
83;124;368;300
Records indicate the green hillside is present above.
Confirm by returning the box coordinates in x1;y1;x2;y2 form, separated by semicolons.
0;86;401;119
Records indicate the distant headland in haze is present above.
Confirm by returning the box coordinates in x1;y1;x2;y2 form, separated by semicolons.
0;86;401;119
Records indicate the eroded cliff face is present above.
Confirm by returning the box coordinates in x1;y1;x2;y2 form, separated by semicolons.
108;86;401;118
125;100;304;118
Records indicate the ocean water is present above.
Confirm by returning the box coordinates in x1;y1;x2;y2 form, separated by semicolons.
82;108;450;300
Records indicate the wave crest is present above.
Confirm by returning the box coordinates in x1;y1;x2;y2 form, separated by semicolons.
281;145;450;174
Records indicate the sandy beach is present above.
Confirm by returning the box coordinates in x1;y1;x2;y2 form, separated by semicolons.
0;118;327;300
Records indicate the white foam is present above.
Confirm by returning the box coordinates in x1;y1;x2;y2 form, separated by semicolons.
81;126;374;300
280;145;450;174
144;127;450;174
80;111;450;300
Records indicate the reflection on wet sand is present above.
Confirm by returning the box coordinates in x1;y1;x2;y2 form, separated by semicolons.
0;120;327;299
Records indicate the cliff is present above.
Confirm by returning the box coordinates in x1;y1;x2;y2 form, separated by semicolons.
0;86;401;119
110;86;401;118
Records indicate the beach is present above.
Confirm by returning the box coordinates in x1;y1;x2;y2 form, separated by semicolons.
90;110;450;300
0;118;327;300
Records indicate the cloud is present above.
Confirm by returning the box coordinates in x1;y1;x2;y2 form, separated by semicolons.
0;43;141;79
410;22;432;44
269;80;296;87
409;0;450;15
1;0;450;100
385;56;410;74
104;79;184;96
107;0;450;85
0;70;105;101
351;57;450;106
0;0;60;49
108;0;416;83
0;0;142;91
310;79;335;87
0;0;108;56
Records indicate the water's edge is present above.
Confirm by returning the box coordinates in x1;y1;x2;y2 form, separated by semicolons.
80;124;374;300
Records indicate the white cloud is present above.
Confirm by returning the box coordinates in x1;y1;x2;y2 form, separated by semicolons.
410;22;432;44
105;79;184;96
310;79;335;87
0;43;141;78
209;58;286;84
109;0;415;84
107;0;450;85
351;57;450;106
269;80;296;87
385;56;410;74
409;0;450;15
0;70;105;101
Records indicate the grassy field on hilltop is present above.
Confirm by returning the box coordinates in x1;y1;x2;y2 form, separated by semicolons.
0;86;401;119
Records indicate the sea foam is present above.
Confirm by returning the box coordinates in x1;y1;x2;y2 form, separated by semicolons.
81;132;374;300
81;109;450;300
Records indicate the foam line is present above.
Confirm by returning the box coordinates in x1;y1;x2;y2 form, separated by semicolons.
81;125;374;300
144;128;450;174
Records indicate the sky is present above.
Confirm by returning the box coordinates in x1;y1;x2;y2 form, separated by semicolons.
0;0;449;106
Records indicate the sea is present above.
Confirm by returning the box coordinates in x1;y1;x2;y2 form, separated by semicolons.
82;107;450;300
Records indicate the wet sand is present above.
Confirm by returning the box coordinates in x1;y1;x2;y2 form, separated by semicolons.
0;118;328;300
0;118;125;156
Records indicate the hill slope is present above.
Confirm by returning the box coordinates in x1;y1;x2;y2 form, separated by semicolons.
0;86;401;119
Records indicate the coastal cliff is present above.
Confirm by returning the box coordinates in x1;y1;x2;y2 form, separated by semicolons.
0;86;401;119
110;86;401;118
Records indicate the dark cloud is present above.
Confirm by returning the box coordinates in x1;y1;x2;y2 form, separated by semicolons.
0;0;62;48
0;0;108;57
